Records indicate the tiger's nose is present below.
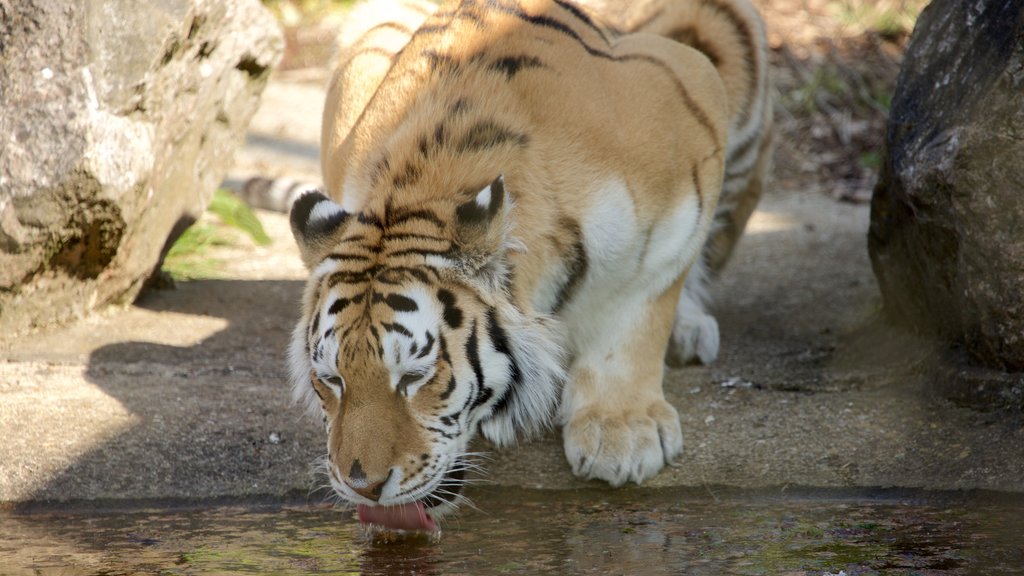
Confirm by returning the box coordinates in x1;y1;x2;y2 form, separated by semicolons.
343;460;390;502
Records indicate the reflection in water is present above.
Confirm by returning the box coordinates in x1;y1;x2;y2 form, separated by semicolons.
2;488;1023;575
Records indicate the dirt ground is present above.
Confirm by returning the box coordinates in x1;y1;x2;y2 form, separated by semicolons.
2;0;1023;506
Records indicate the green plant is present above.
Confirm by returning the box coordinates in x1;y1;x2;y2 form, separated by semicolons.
161;189;271;281
207;188;272;246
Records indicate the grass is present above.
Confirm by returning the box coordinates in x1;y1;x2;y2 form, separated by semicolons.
161;189;271;281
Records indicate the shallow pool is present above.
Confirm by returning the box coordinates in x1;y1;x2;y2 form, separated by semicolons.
3;487;1022;575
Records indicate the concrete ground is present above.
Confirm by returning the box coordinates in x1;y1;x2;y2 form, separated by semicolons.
2;75;1023;507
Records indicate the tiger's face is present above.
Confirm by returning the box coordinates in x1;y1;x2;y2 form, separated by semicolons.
288;179;563;527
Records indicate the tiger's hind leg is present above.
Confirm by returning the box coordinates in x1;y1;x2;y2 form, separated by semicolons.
561;275;686;486
665;132;772;366
666;258;719;366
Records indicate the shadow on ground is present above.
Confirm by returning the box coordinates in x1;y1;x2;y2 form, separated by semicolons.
18;278;325;504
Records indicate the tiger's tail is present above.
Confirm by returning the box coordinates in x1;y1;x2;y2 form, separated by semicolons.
232;176;319;213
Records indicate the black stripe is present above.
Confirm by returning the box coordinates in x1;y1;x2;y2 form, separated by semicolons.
551;218;588;314
382;322;413;338
373;274;404;286
488;55;545;79
484;0;597;47
291;191;348;241
340;323;357;344
369;324;381;346
309;312;320;343
379;266;436;284
326;253;370;263
358;212;385;229
392;162;422;188
456;121;529;152
327;269;377;287
640;0;759;125
417;331;435;359
396;372;420;397
440;375;457;401
328;298;350;316
433;7;485;26
552;0;607;42
433;121;448;146
470;384;493;411
384;232;448;243
692;164;705;215
701;0;759;124
484;0;719;143
416;24;450;36
725;128;762;170
370;156;391;187
439;332;451;363
384;293;418;312
426;426;456;439
450;97;471;115
466;319;484;387
485;308;522;417
388;209;446;229
424;49;457;72
486;308;515;363
667;26;722;66
386;246;454;259
437;289;463;329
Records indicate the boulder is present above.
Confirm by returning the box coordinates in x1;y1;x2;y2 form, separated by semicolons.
0;0;283;333
868;0;1024;370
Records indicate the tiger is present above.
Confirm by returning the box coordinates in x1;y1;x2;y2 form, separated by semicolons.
287;0;771;530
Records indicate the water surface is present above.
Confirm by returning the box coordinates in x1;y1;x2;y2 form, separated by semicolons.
3;488;1022;575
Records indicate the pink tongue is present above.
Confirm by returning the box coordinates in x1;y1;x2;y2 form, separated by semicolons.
357;502;437;532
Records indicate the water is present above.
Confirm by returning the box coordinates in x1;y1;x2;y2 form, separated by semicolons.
2;488;1022;575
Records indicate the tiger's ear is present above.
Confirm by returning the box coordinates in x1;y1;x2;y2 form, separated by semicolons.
455;174;508;252
290;190;350;269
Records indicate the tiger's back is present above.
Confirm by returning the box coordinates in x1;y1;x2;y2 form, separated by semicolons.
322;0;729;227
289;0;771;528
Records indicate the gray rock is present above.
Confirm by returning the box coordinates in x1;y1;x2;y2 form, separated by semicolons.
869;0;1024;370
0;0;283;333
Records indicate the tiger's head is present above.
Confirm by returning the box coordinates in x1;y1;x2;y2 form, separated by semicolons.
287;175;563;529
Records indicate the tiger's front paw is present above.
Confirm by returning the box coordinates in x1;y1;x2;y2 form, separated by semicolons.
562;397;683;486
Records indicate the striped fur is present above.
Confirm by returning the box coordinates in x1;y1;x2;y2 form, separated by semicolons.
289;0;771;520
